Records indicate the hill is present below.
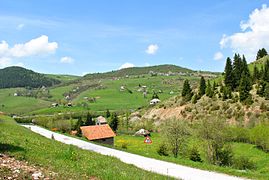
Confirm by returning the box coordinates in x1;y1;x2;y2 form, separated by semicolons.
0;115;166;179
83;64;196;80
0;66;61;88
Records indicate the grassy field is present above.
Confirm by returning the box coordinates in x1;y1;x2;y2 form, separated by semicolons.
0;88;51;115
114;133;269;179
0;115;168;180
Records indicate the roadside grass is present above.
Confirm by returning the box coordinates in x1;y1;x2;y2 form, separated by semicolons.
0;88;51;115
0;116;168;180
114;133;269;179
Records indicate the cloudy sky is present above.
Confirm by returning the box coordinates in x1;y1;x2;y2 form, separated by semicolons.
0;0;268;75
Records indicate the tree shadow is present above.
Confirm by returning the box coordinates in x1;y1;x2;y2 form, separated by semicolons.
0;143;25;153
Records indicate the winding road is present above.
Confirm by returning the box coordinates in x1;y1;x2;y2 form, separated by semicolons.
22;125;245;180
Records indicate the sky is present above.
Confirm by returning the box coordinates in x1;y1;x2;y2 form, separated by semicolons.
0;0;269;75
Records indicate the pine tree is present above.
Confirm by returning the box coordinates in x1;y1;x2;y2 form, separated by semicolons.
198;76;206;97
253;64;260;83
256;48;268;60
264;83;269;100
239;73;252;103
85;112;94;126
224;57;234;89
182;79;193;101
263;60;269;82
191;93;198;104
182;79;192;97
206;80;213;98
75;117;83;137
109;113;119;132
106;109;111;118
232;53;242;89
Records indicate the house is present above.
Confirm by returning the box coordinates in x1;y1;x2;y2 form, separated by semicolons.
51;103;59;107
150;98;160;105
67;102;72;107
96;116;107;125
13;93;18;96
80;124;116;145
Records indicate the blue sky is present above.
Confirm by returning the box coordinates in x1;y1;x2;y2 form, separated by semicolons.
0;0;269;75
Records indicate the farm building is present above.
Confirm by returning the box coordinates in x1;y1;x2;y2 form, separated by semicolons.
150;98;160;105
80;125;116;145
96;116;107;125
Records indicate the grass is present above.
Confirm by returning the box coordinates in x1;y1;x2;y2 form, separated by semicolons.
114;133;269;179
0;88;51;115
0;115;168;180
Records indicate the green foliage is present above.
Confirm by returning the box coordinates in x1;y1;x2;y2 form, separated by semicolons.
233;156;256;170
198;76;206;97
224;57;234;89
161;118;190;158
249;123;269;152
106;109;111;118
191;93;198;104
109;113;119;132
152;92;159;99
0;66;60;88
75;117;83;137
85;112;94;126
182;79;193;102
239;73;252;104
205;80;213;98
189;146;202;162
256;48;268;60
157;143;169;156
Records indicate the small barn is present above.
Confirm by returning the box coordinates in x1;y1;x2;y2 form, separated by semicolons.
96;116;107;125
80;125;116;145
150;98;160;105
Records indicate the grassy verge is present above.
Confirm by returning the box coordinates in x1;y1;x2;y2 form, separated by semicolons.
114;133;269;179
0;116;168;180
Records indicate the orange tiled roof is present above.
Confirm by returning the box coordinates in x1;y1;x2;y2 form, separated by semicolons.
80;124;116;140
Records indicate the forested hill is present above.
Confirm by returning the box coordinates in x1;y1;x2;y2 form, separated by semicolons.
0;66;61;88
83;64;195;80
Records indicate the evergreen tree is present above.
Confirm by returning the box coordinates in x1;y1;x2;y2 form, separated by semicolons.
253;64;260;83
232;53;242;89
106;109;111;118
206;80;213;98
264;83;269;100
191;93;198;104
109;113;119;132
152;92;159;99
182;80;192;96
239;73;252;103
182;79;193;101
75;117;83;137
263;60;269;82
224;57;234;89
198;76;206;97
256;48;268;60
85;112;94;126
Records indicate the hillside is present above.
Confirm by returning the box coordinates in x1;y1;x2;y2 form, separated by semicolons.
83;64;205;80
0;66;61;88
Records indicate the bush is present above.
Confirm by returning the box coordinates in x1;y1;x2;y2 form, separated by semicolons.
189;147;202;162
217;146;233;166
233;156;256;170
157;143;169;156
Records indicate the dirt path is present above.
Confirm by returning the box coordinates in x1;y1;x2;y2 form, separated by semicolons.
22;125;246;180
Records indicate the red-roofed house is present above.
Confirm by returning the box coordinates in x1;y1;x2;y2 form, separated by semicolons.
80;124;116;145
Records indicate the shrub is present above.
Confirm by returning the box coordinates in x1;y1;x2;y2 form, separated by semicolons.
217;146;233;166
157;143;169;156
189;147;202;162
233;156;256;170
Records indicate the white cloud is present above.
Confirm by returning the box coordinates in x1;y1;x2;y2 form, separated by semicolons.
60;56;74;64
119;62;135;69
145;44;159;55
0;35;58;68
16;23;25;30
9;35;58;58
213;51;224;61
220;4;269;61
144;62;150;66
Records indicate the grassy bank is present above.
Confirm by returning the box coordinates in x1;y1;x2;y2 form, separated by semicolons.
115;133;269;179
0;116;168;180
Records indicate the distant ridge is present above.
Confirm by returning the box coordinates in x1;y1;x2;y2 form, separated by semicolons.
0;66;61;88
83;64;195;79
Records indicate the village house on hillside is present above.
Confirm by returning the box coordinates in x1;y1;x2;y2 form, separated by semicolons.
80;125;116;145
96;116;107;125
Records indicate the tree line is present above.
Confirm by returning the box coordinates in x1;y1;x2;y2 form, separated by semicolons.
181;48;269;105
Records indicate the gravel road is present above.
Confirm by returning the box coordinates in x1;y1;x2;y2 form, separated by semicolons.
22;125;245;180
